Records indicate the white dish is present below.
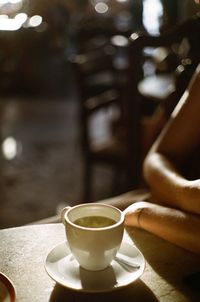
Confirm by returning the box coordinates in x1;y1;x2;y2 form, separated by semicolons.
0;272;16;302
45;240;145;292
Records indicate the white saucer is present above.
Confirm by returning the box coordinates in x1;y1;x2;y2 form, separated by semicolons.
45;240;145;292
0;272;16;302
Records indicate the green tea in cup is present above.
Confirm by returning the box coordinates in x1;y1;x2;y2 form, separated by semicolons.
74;215;116;228
61;203;125;271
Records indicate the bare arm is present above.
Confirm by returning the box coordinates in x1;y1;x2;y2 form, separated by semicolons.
143;65;200;214
124;201;200;255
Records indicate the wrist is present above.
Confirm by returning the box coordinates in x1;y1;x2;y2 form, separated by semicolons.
124;201;148;228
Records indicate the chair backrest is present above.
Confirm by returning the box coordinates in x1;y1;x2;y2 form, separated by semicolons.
70;44;122;156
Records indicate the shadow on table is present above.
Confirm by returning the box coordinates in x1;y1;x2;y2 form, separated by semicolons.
126;227;200;301
50;279;158;302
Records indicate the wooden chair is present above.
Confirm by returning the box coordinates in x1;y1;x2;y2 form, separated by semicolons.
70;36;134;201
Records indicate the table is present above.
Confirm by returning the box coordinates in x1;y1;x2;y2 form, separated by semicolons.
0;223;200;302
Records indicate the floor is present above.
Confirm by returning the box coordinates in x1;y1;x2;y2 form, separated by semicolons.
0;96;114;229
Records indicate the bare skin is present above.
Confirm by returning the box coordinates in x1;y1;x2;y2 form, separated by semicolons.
124;64;200;255
144;65;200;214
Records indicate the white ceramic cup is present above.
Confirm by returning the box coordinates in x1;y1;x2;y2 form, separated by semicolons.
61;203;124;271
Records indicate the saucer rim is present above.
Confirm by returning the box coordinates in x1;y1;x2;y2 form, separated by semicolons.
45;239;145;293
0;272;16;302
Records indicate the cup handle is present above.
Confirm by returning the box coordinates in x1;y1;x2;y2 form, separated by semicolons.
61;206;71;224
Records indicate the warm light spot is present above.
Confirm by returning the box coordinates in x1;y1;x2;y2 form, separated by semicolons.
28;15;42;27
0;12;27;30
111;35;129;47
15;12;27;24
95;2;109;14
130;32;140;41
143;0;163;35
0;0;22;4
2;137;20;160
0;18;21;30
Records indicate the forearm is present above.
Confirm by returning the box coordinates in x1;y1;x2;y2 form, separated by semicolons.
143;153;200;214
125;201;200;255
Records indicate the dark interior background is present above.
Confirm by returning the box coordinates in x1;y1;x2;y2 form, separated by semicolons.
0;0;199;229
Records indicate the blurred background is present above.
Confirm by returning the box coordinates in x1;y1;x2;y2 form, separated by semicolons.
0;0;199;229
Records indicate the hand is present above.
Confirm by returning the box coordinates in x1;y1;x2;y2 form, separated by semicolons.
124;201;148;228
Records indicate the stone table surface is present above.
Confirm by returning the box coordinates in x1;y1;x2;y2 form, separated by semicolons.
0;223;200;302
